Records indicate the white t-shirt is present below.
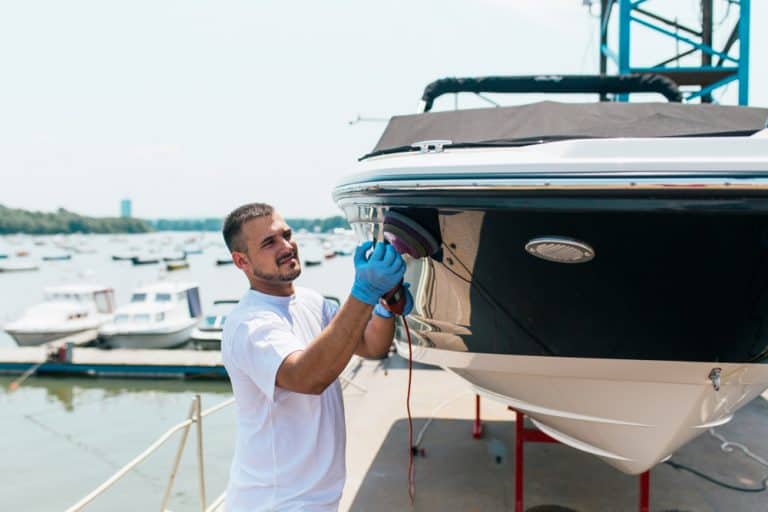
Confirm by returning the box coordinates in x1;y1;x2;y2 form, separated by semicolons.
221;286;344;512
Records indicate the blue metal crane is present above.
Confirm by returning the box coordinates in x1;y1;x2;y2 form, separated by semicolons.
597;0;749;104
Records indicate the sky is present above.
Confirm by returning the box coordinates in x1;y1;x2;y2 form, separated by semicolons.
0;0;764;219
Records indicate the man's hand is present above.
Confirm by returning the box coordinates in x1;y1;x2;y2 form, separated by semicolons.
373;282;414;319
350;241;406;305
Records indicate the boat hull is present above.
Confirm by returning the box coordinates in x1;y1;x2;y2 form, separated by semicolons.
337;177;768;473
7;328;98;347
189;329;222;350
101;324;196;350
398;343;768;474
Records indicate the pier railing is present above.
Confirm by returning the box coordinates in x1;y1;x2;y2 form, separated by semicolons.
65;394;234;512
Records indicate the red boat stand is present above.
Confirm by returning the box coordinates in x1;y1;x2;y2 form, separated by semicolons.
473;395;650;512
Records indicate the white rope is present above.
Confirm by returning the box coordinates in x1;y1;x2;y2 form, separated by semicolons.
709;428;768;468
66;397;234;512
414;391;472;448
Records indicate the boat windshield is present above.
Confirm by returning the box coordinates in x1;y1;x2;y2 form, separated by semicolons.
155;293;172;302
131;293;147;302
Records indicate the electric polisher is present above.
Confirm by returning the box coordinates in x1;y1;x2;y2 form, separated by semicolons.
379;210;441;315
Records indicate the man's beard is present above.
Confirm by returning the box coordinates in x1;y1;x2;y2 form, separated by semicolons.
250;252;301;282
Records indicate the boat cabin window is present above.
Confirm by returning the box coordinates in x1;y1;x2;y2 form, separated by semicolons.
177;292;186;301
115;314;131;323
131;293;147;302
155;293;172;302
93;291;113;314
156;312;165;322
134;313;151;323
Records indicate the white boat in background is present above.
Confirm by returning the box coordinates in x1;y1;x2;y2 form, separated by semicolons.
189;299;238;350
4;285;116;346
0;260;39;272
99;282;203;349
300;239;324;266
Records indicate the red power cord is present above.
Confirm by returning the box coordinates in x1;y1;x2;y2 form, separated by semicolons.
402;317;415;504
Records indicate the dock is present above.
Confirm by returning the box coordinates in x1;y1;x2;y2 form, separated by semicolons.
0;344;226;379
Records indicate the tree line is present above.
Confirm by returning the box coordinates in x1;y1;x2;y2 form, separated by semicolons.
0;205;151;234
0;205;351;235
149;216;350;233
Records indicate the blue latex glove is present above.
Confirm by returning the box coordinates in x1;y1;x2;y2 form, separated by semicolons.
374;282;413;318
351;241;406;305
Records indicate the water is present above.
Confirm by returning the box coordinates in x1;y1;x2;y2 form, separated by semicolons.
0;232;355;511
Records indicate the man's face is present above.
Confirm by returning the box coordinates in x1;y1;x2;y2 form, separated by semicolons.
233;213;301;284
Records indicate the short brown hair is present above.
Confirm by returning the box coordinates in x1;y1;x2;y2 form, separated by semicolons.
222;203;274;252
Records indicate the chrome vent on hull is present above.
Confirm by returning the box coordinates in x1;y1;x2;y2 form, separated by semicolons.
525;237;595;264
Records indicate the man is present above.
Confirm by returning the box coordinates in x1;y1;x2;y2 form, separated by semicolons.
220;202;412;511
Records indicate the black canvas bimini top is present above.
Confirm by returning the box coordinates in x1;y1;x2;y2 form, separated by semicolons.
366;101;768;159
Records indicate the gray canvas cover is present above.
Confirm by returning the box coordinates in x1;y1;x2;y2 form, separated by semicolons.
368;101;768;158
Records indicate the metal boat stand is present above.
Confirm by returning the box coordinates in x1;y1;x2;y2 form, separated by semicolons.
472;395;651;512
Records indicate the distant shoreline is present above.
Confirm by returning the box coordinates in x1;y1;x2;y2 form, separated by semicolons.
0;204;349;235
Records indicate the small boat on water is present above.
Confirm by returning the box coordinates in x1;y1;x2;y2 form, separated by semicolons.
162;252;187;262
301;241;324;267
99;281;203;349
42;254;72;261
112;254;138;261
166;261;190;272
183;246;203;255
0;254;8;260
0;261;39;272
131;256;160;265
189;299;238;350
3;285;115;346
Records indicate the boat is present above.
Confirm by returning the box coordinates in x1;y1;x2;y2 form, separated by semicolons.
0;261;39;272
42;253;72;261
332;74;768;475
112;254;139;261
183;246;203;255
3;285;115;346
162;253;187;262
189;299;238;350
99;281;203;349
166;260;190;272
300;240;324;267
0;254;8;260
131;256;160;265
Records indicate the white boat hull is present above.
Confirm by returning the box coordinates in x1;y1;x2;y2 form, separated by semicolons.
7;328;98;347
101;324;196;350
189;329;221;350
397;341;768;474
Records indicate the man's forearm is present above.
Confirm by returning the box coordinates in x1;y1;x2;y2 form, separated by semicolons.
276;295;373;394
357;314;395;358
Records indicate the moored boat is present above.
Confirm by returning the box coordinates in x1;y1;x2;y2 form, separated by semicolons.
166;260;190;272
99;281;203;349
333;75;768;475
4;284;115;346
189;299;238;350
0;260;39;272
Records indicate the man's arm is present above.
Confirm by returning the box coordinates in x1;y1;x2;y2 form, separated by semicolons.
276;296;373;395
276;240;405;395
355;314;395;359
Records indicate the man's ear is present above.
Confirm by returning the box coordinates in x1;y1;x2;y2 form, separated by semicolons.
232;251;250;271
